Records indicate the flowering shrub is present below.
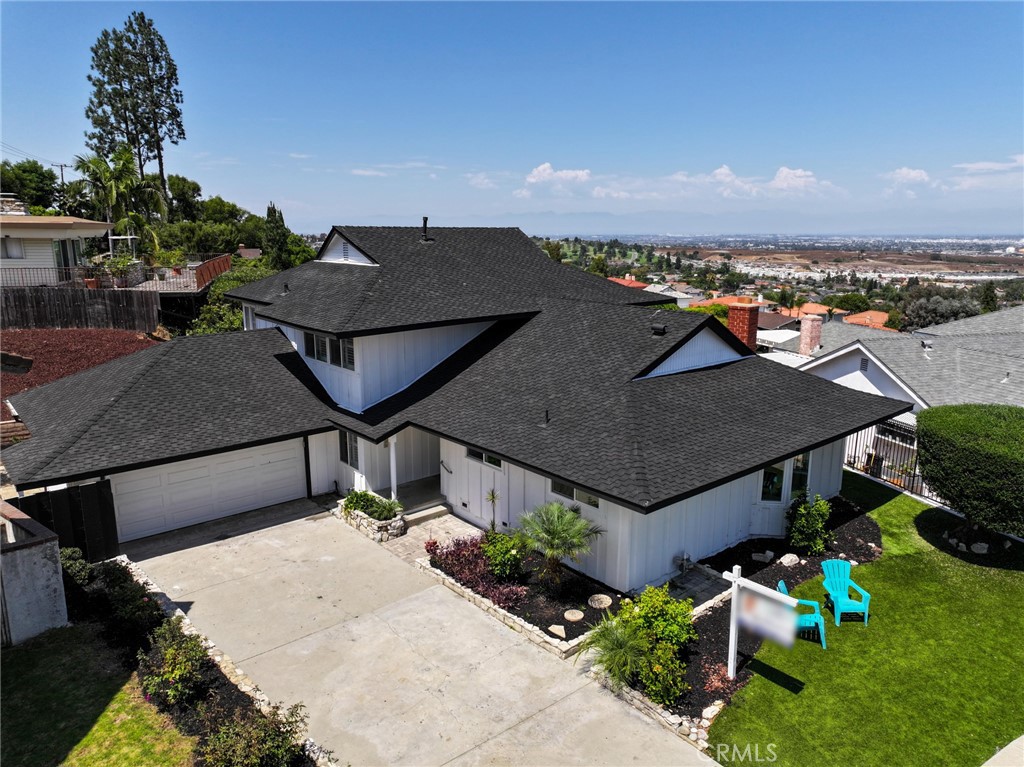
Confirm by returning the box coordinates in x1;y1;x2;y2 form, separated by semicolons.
139;616;213;707
481;530;527;581
425;536;527;609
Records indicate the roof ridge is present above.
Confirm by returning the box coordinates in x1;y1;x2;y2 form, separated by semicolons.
22;341;175;480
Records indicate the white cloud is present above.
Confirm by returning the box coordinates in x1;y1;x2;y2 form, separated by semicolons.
465;172;496;190
525;162;592;185
512;188;532;199
881;167;931;185
351;168;388;177
592;186;631;199
376;161;447;170
953;154;1023;174
288;152;313;160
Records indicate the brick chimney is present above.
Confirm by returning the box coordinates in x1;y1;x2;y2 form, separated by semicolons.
727;303;759;351
799;314;823;356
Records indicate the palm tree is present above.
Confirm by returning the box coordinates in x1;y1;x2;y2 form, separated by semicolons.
519;501;604;584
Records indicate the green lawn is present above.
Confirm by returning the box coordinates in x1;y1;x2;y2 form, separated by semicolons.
1;623;195;767
708;472;1024;767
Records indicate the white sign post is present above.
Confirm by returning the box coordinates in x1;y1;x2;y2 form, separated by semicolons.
723;565;799;679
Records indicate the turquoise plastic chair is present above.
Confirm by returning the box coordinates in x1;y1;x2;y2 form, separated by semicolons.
821;559;871;626
777;580;826;649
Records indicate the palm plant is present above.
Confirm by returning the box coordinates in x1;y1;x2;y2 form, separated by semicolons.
576;613;646;691
519;501;604;584
485;488;499;531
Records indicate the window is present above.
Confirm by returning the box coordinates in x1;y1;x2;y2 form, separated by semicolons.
339;430;359;470
243;305;255;330
304;332;354;369
790;452;810;501
760;461;785;502
467;447;502;468
551;479;599;508
1;238;24;259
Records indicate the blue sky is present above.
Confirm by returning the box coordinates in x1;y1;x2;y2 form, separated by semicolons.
2;2;1022;235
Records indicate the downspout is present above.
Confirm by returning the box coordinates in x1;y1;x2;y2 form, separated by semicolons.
302;435;313;499
389;434;399;501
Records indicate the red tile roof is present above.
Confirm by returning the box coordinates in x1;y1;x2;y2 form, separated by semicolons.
607;276;650;289
843;310;896;330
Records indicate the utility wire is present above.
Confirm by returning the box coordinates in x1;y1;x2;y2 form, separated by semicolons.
0;141;66;166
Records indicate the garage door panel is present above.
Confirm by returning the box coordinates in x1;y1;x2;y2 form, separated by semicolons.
111;439;307;542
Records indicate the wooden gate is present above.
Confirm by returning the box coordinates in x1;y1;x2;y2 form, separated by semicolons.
9;481;119;562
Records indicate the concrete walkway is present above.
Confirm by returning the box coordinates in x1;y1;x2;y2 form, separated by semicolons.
983;734;1024;766
384;512;480;565
124;500;715;767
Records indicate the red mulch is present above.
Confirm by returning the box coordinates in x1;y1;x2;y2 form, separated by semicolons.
1;329;158;419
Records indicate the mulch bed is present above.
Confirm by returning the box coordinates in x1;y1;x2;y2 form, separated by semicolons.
668;496;881;719
1;328;158;419
506;553;623;641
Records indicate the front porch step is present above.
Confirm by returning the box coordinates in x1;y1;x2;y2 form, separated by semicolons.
404;504;450;527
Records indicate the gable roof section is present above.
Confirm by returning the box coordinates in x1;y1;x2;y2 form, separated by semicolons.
228;226;663;335
917;304;1024;337
3;330;336;488
775;320;895;357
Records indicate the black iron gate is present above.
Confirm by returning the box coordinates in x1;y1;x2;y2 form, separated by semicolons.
9;480;119;562
843;420;946;506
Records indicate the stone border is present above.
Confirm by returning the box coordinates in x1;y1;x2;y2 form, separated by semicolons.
333;501;405;542
414;556;590;660
587;668;725;753
118;555;336;767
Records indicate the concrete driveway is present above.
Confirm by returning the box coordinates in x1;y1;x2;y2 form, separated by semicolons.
124;499;716;767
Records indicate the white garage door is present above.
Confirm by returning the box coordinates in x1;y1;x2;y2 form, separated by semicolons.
110;439;307;542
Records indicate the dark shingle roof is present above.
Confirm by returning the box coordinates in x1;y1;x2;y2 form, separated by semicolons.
3;330;336;487
226;226;662;335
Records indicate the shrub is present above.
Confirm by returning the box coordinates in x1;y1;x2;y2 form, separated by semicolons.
91;560;165;653
139;616;213;707
425;536;527;609
618;584;697;651
201;702;308;767
481;530;527;581
577;612;647;691
519;502;604;584
59;547;93;587
918;404;1024;537
343;490;402;521
635;641;689;705
786;492;832;555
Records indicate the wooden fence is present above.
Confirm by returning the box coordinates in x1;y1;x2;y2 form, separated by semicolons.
8;481;120;563
1;286;159;332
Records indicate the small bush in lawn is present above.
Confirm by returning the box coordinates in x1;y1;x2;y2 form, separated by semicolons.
139;616;213;707
577;612;647;691
618;584;697;650
636;641;689;705
201;702;309;767
91;560;165;654
481;530;527;581
425;536;527;609
786;492;832;555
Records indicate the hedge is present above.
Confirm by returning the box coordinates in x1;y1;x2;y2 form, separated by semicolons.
917;404;1024;537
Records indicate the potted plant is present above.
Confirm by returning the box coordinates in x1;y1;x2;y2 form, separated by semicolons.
106;254;137;288
83;277;100;289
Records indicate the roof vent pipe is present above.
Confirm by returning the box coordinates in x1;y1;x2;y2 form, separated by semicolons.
284;283;289;293
651;324;667;336
421;216;429;241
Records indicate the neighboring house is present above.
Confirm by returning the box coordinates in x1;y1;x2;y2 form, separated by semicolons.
775;302;848;320
688;295;774;310
757;313;798;331
0;214;111;285
843;310;895;331
607;275;649;289
792;305;1024;494
3;226;908;593
642;283;696;307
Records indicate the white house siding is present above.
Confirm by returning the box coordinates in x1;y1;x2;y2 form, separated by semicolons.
319;234;374;265
643;327;742;378
0;238;60;283
804;351;921;411
808;437;845;499
307;431;340;495
21;239;55;268
394;426;439;485
359;322;494;409
352;437;391;496
247;312;492;414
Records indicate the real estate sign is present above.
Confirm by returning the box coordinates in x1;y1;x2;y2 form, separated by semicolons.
723;565;798;678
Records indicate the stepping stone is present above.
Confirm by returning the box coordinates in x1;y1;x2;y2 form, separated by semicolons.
564;609;585;622
588;594;612;609
548;624;566;639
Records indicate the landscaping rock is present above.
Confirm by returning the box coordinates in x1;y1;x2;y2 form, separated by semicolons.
697;729;708;740
780;553;799;567
751;550;774;563
1005;540;1013;549
689;733;697;741
949;538;958;547
564;609;585;622
548;624;566;639
850;561;859;566
588;594;613;609
958;543;967;552
971;543;989;555
700;718;710;728
667;714;682;726
702;704;722;720
839;553;847;559
697;739;709;750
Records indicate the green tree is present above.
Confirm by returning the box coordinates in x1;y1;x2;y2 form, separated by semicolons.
0;159;58;209
85;11;185;193
264;203;291;271
587;254;609;277
825;292;871;313
167;174;203;222
519;502;604;585
900;295;980;332
977;281;998;313
202;196;247;224
541;240;564;261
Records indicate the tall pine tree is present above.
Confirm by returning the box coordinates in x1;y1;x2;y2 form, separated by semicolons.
85;11;185;194
265;203;291;271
